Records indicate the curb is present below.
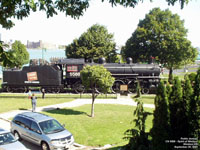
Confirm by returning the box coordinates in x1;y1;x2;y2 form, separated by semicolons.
0;117;10;123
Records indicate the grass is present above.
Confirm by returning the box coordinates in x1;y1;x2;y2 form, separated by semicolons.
0;93;74;113
131;94;155;105
0;93;117;113
137;95;155;104
1;93;154;148
43;104;154;147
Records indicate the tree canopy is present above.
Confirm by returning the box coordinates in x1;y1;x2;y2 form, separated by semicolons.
0;41;15;67
0;0;191;67
80;65;114;117
66;24;117;62
0;0;190;29
122;8;197;81
10;40;29;68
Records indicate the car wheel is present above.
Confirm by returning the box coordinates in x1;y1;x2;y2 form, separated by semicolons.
14;131;22;141
41;142;50;150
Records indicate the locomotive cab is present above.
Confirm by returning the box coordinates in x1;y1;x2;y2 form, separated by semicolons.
57;58;85;93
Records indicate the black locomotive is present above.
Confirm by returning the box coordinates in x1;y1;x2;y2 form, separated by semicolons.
2;58;161;94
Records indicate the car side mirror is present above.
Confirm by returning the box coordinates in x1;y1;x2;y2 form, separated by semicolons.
62;124;65;127
37;130;42;134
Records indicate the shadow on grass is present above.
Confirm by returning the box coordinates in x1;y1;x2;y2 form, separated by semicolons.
19;108;29;110
0;96;28;99
47;108;89;116
0;95;76;99
107;146;123;150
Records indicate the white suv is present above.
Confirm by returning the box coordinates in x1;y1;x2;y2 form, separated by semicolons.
10;112;74;150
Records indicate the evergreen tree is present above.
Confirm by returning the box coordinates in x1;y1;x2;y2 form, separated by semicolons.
135;80;141;98
124;99;151;150
169;77;189;141
190;68;200;140
166;82;172;98
169;77;181;139
182;75;193;138
150;81;170;150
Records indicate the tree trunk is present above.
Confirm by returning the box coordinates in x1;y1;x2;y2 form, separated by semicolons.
168;68;173;84
91;88;95;117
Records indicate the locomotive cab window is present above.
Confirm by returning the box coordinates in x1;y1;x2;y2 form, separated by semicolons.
67;65;78;72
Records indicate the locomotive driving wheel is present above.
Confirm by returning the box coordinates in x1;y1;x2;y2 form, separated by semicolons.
128;80;137;94
53;88;60;93
74;81;85;94
142;88;149;94
112;80;125;93
6;87;13;93
23;87;28;93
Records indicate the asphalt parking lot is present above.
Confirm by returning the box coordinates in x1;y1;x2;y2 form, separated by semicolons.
21;140;41;150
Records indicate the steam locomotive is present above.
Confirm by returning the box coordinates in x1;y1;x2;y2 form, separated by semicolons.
2;58;161;94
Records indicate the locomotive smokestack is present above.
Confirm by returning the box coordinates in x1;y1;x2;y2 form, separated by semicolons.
126;57;133;64
98;57;106;64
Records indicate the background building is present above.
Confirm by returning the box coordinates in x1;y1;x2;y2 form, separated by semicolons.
27;40;57;49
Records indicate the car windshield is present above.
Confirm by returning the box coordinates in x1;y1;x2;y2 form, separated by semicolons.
39;119;65;134
0;132;17;145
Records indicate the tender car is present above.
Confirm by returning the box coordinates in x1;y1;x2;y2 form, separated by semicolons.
0;128;27;150
10;112;74;150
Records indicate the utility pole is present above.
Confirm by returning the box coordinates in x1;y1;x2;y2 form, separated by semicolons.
42;48;46;60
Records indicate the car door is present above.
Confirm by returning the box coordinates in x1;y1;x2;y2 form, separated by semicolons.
27;121;42;145
18;117;32;141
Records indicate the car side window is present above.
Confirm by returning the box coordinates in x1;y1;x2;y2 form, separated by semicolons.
21;118;31;129
30;121;41;134
13;116;22;126
13;116;31;129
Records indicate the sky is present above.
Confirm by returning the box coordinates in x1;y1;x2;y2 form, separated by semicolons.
0;0;200;48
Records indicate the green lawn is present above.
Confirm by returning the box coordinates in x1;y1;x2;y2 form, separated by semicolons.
0;94;75;113
1;93;154;149
0;93;117;113
132;95;155;104
43;104;154;147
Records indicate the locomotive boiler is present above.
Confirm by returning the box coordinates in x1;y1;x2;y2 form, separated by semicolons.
2;58;161;94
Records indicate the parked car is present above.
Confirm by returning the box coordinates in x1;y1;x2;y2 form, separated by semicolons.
10;112;74;150
0;128;27;150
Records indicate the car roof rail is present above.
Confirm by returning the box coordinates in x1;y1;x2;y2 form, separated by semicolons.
18;112;51;121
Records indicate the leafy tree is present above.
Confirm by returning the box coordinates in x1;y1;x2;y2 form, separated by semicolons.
80;65;114;117
66;24;117;62
0;0;189;30
0;0;191;67
0;41;16;67
10;41;29;68
150;81;170;150
122;8;198;82
124;99;151;150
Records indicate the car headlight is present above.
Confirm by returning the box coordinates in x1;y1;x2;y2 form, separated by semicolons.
51;139;61;146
